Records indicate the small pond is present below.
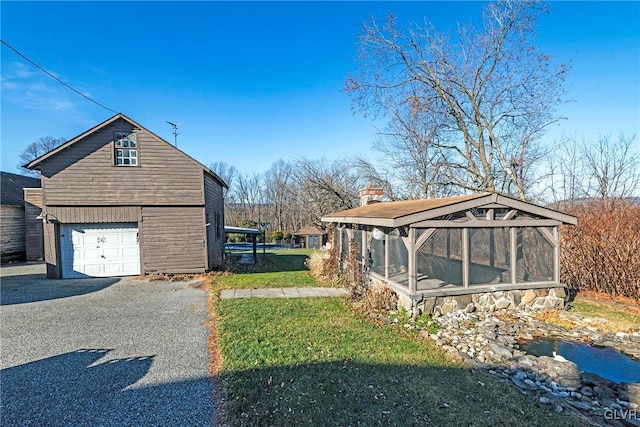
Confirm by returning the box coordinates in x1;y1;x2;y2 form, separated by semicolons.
519;339;640;384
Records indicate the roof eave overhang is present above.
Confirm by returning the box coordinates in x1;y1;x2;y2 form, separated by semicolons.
322;193;578;227
493;194;577;225
321;194;495;227
320;216;397;227
24;114;127;170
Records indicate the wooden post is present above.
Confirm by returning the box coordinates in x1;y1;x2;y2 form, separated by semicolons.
462;228;469;287
408;227;416;293
362;227;367;270
488;209;495;267
553;226;560;283
510;227;517;284
384;233;389;280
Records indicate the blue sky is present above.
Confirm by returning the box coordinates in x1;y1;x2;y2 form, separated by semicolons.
2;1;639;176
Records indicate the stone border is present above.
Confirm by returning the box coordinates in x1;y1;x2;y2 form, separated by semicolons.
415;287;567;317
423;309;640;425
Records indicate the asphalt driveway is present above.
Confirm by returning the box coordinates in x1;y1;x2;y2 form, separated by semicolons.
1;263;215;426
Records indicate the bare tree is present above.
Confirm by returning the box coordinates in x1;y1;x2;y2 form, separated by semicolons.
540;133;639;204
209;161;237;192
235;172;264;222
18;136;66;177
264;160;294;231
346;0;568;200
352;156;398;200
539;134;582;204
581;134;639;201
373;107;454;199
293;158;364;225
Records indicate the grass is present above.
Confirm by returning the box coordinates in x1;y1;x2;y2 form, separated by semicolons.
569;301;640;331
211;249;579;426
215;297;579;427
215;249;319;289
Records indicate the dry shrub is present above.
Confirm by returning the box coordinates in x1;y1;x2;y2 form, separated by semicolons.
343;238;366;299
307;227;369;295
324;225;340;279
363;285;398;311
306;225;344;287
306;253;344;288
306;251;333;284
561;200;640;301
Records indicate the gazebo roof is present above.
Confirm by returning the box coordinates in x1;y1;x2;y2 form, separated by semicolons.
322;193;577;227
293;225;327;236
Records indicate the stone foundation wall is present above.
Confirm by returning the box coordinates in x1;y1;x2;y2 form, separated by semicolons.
413;288;567;317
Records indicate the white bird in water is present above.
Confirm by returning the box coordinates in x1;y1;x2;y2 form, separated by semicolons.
552;351;568;362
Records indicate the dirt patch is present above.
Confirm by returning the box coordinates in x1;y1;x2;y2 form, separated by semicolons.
188;279;209;290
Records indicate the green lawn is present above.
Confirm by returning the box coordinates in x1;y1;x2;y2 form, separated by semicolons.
216;249;320;289
570;301;640;330
215;297;579;427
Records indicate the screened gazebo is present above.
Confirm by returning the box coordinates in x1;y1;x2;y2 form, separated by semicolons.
322;193;577;315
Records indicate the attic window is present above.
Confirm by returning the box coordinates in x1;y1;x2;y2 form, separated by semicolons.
114;132;138;166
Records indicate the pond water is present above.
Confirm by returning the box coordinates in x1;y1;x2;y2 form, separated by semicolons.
519;339;640;384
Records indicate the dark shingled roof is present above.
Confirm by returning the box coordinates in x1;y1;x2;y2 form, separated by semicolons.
0;172;41;207
325;194;487;220
322;192;578;227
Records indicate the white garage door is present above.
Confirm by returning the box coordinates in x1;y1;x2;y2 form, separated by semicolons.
60;223;140;278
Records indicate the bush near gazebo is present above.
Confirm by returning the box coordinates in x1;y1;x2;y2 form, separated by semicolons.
561;200;640;300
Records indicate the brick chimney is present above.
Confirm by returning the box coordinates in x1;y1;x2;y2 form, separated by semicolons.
359;185;383;206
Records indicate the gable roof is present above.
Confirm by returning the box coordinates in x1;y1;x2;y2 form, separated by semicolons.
0;171;41;206
24;113;228;189
293;225;327;236
322;193;577;227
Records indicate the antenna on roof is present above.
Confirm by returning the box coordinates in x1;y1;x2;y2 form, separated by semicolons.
165;121;183;147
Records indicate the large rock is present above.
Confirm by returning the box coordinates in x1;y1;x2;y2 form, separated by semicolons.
487;339;513;359
522;290;537;306
537;356;582;388
478;294;490;307
495;297;511;309
507;291;521;307
441;301;457;315
620;382;640;405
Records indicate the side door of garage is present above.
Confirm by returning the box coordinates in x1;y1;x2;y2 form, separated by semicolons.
60;223;140;278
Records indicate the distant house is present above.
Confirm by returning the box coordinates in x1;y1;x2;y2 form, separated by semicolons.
0;172;42;262
293;225;327;249
24;113;228;279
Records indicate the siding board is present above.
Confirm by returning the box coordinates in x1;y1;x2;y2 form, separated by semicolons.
24;189;44;261
44;206;139;223
140;206;206;274
1;206;25;260
204;172;224;269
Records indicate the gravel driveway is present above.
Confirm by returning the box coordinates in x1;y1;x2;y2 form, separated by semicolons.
1;263;215;426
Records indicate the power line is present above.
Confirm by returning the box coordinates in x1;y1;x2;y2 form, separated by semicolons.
1;39;118;114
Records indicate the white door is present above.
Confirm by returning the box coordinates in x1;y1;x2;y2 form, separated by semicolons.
60;223;140;278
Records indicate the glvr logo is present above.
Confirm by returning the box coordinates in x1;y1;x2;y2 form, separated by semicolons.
604;408;637;420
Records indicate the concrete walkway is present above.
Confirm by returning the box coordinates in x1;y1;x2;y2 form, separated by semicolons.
220;287;347;299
